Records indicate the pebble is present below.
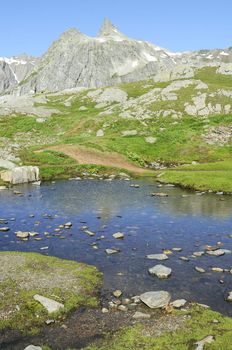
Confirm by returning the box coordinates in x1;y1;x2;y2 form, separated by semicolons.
146;253;168;261
105;248;120;255
195;266;206;273
133;311;151;320
113;290;122;298
193;251;205;257
226;291;232;302
171;299;187;308
0;227;10;232
211;267;224;272
172;247;182;252
112;232;124;239
84;230;95;236
179;257;190;262
101;308;109;314
151;192;168;197
118;305;127;312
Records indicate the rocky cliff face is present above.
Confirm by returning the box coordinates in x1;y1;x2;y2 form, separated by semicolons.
1;19;232;95
0;55;38;94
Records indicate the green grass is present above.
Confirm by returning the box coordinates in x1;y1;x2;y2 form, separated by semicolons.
158;160;232;193
0;252;102;335
19;149;131;180
84;305;232;350
1;71;232;190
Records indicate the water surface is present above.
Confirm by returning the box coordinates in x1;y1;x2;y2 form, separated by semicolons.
1;179;232;315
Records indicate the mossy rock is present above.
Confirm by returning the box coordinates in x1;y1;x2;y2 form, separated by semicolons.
0;252;102;335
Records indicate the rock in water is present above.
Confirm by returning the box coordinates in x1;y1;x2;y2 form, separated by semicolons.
226;291;232;302
148;264;172;279
112;232;124;239
140;291;171;309
146;253;168;261
33;294;64;313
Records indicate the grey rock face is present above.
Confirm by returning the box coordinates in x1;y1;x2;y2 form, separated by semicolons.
1;20;232;96
0;55;38;94
140;291;171;309
0;166;39;184
14;20;189;95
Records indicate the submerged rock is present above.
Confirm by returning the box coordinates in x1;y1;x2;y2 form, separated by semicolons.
140;291;171;309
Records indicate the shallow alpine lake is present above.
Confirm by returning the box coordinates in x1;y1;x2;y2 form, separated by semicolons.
1;179;232;315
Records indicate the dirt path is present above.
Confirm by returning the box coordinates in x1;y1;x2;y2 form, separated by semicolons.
46;144;149;174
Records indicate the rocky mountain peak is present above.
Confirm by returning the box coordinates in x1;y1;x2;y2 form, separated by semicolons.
59;28;87;41
98;18;126;40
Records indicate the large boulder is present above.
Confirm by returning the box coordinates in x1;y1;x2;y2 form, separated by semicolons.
140;291;171;309
0;166;39;184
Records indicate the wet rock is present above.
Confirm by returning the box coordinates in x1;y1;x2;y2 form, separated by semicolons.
84;230;95;236
151;192;168;197
133;311;151;319
172;247;182;252
171;299;187;308
118;305;127;312
15;231;30;239
33;294;64;313
0;227;10;232
211;267;224;272
105;248;120;255
148;265;172;279
122;298;131;305
193;251;205;257
45;319;55;325
113;290;122;298
179;257;189;262
101;307;109;314
112;232;124;239
206;249;227;257
64;222;72;228
226;291;232;302
195;266;206;273
24;346;42;350
146;253;168;261
140;291;171;309
195;335;214;350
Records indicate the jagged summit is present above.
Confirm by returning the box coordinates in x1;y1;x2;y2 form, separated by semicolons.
98;18;127;40
1;18;232;95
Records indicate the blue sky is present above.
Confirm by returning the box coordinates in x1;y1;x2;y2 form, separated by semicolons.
1;0;232;57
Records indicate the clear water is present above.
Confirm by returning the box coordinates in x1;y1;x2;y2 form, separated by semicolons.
1;179;232;315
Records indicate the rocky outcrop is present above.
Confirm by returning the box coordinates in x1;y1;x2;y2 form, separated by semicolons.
0;166;39;184
0;55;38;94
217;63;232;75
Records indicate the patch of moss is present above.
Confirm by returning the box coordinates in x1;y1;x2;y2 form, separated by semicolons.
0;252;102;335
84;305;232;350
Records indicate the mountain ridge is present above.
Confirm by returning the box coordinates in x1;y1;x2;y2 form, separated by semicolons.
1;19;232;95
